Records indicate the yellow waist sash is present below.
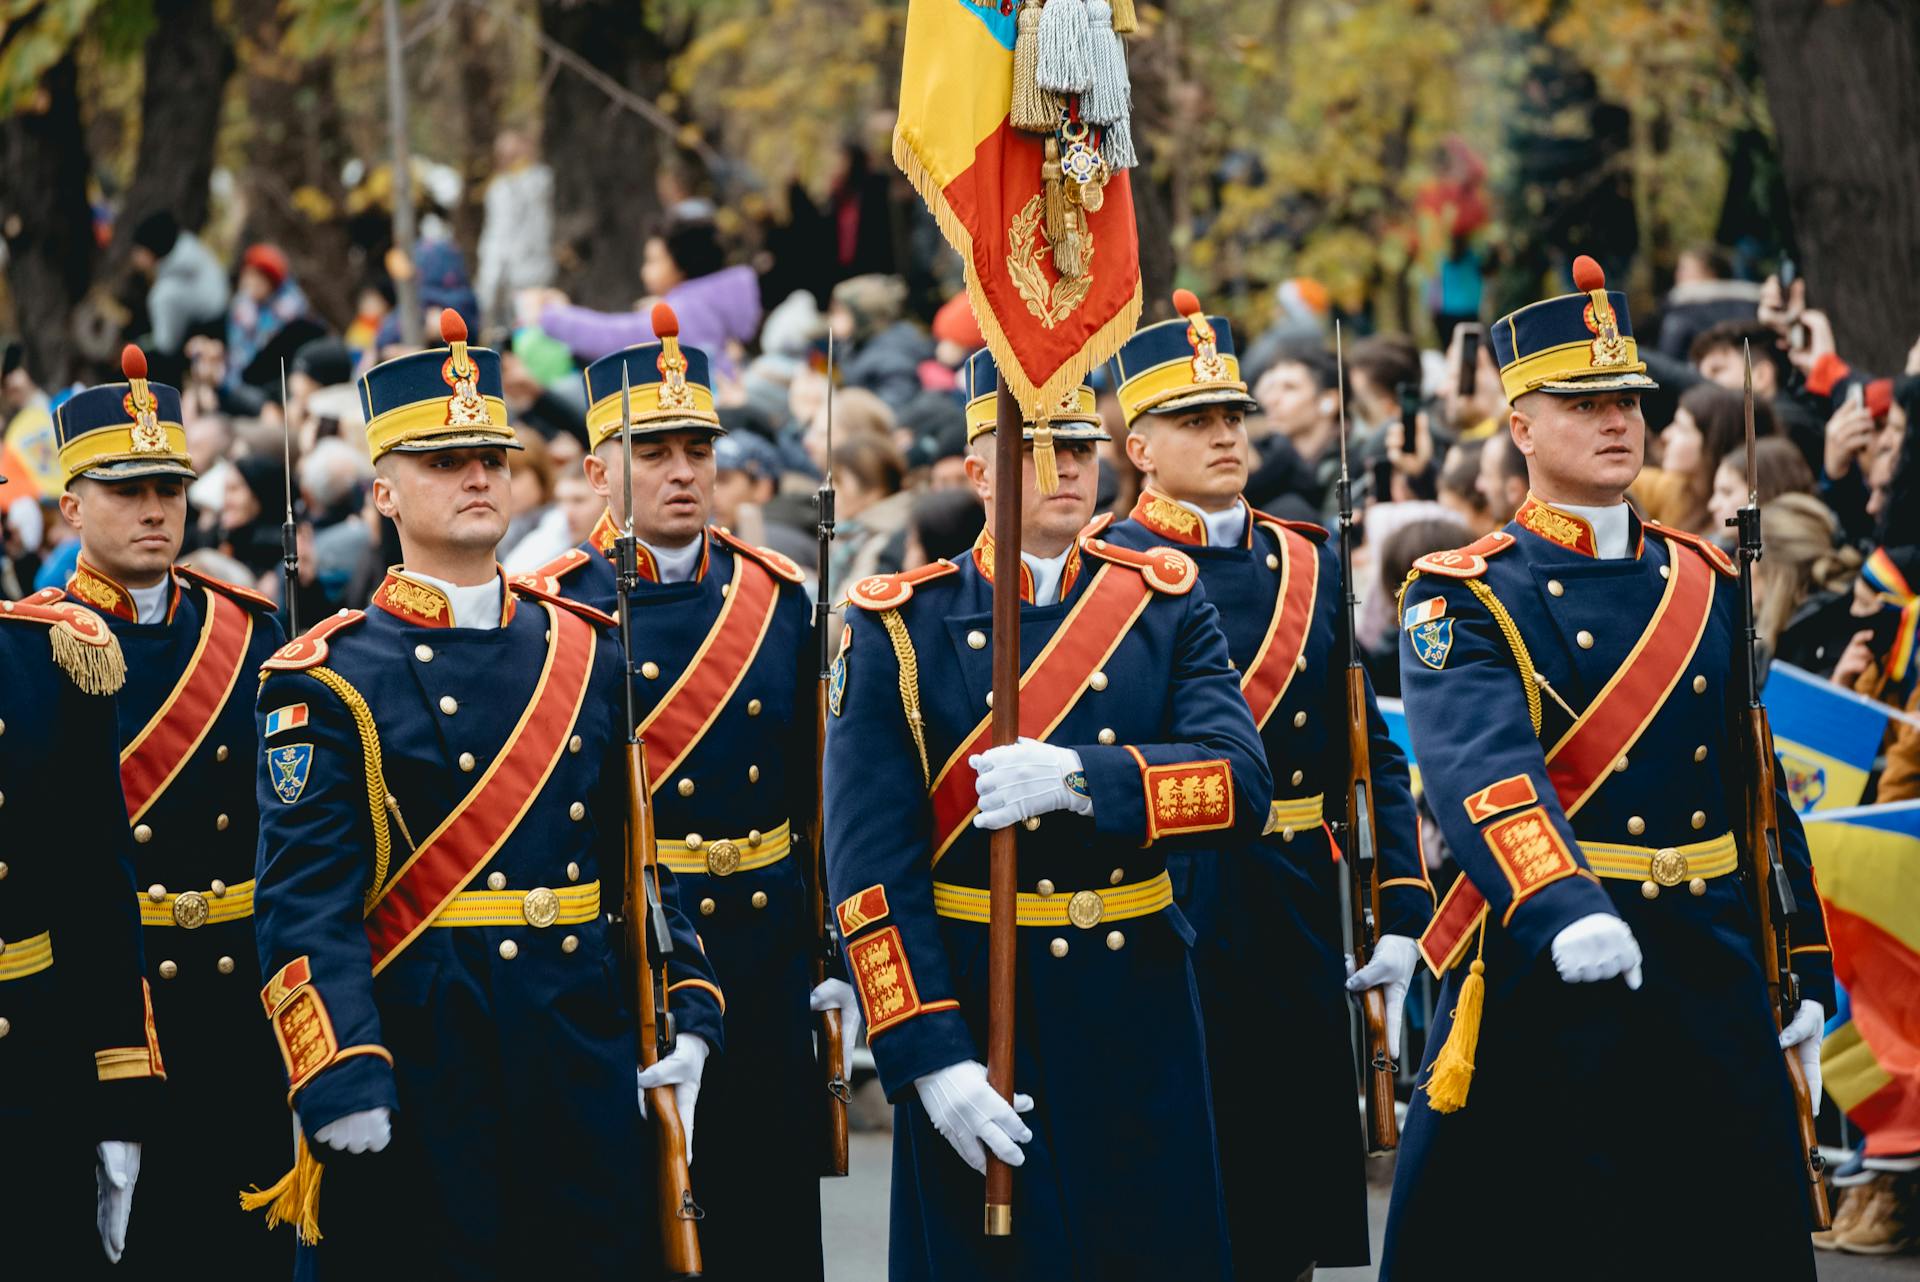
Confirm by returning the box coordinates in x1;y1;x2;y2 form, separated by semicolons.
1264;793;1325;838
432;880;601;928
0;931;53;981
139;879;255;928
932;870;1174;928
1580;832;1738;889
656;820;792;878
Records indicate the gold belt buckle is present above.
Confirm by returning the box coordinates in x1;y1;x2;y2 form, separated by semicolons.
706;840;742;878
522;887;561;929
172;890;210;930
1067;889;1104;929
1648;848;1688;888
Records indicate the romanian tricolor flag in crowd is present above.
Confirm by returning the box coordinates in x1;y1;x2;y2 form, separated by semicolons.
1;400;62;500
1861;546;1920;696
1767;661;1898;814
893;0;1143;424
1808;801;1920;1159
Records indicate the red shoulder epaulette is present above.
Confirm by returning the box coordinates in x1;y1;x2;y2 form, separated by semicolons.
175;563;280;612
262;609;366;672
19;586;66;607
0;595;114;641
1643;520;1737;577
712;526;806;586
517;547;593;596
1079;511;1117;539
1081;536;1198;596
1411;530;1517;580
509;576;618;627
846;560;959;611
1251;510;1330;544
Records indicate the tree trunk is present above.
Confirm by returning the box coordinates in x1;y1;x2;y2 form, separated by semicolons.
0;55;95;385
539;0;672;309
108;0;235;272
1126;13;1176;318
230;0;357;329
1753;0;1920;373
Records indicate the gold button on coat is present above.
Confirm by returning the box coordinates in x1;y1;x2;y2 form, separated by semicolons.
522;888;561;928
748;830;763;847
1291;769;1304;786
569;802;586;821
1106;931;1125;951
216;744;229;762
1282;827;1295;843
1295;654;1307;672
1693;675;1707;694
414;644;433;662
569;735;583;754
459;753;476;772
148;884;167;902
1109;868;1124;886
1097;728;1116;745
217;956;236;975
685;834;704;850
172;892;209;929
1694;745;1708;762
751;891;769;909
158;960;178;980
1627;816;1646;836
1691;811;1707;830
498;940;519;960
1049;938;1069;958
1067;890;1104;929
1548;580;1564;597
748;765;760;783
747;699;762;716
1689;878;1707;897
678;778;695;797
1023;816;1041;831
1576;630;1594;649
642;662;660;680
967;630;986;650
211;880;227;897
134;824;152;844
1266;553;1280;570
1660;564;1671;580
487;871;507;891
566;862;581;882
0;1017;12;1037
1293;711;1307;728
1089;671;1108;691
707;842;742;877
1036;879;1056;897
699;898;716;916
440;696;458;715
0;862;9;880
1614;755;1629;773
216;813;230;831
562;934;580;953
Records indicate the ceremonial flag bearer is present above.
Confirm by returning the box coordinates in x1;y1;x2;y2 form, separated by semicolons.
521;303;863;1282
46;345;289;1279
1105;293;1430;1278
0;463;161;1274
824;350;1271;1281
249;311;724;1279
1381;258;1830;1279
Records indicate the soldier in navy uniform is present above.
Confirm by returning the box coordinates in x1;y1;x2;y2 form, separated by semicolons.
823;349;1271;1281
46;344;289;1279
1;444;164;1274
1105;292;1430;1280
1381;258;1830;1280
249;311;724;1280
519;303;861;1282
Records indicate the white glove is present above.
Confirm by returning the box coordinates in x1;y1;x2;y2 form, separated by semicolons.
1779;998;1825;1117
971;737;1093;830
1344;933;1420;1059
913;1059;1035;1175
810;977;864;1068
637;1032;709;1167
313;1107;393;1155
1550;912;1643;988
95;1140;141;1263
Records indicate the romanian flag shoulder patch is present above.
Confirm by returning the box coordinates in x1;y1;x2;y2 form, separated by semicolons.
264;703;310;738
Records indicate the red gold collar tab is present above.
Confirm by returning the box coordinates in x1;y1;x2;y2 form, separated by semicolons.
971;530;1082;604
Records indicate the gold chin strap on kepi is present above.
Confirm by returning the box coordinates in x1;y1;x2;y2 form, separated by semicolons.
1032;417;1059;495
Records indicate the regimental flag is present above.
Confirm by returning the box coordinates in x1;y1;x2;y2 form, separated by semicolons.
1767;661;1899;814
1;401;61;499
1808;801;1920;1158
893;0;1142;424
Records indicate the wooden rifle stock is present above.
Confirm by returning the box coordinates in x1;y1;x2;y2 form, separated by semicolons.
1743;706;1832;1230
811;680;851;1176
1345;665;1398;1154
626;740;705;1276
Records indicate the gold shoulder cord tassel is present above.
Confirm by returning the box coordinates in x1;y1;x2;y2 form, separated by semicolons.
881;609;931;788
239;1132;326;1244
1424;916;1488;1114
1032;418;1059;495
50;621;126;696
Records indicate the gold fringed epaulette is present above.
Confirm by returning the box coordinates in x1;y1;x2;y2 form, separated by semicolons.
240;1133;326;1245
0;598;126;695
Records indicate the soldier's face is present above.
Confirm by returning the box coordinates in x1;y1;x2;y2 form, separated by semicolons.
1125;405;1248;509
59;475;186;587
373;449;512;556
965;437;1096;558
585;431;715;548
1509;390;1645;505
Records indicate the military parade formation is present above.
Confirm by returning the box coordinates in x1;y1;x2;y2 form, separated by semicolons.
0;230;1844;1279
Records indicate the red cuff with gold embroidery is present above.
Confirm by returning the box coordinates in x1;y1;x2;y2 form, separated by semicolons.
1141;758;1234;842
261;956;343;1091
848;925;960;1037
1484;806;1579;910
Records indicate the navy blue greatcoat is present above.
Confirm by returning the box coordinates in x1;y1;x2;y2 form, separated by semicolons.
252;570;724;1280
55;561;290;1280
529;518;829;1282
1381;500;1832;1281
824;530;1271;1282
0;597;162;1275
1106;496;1430;1274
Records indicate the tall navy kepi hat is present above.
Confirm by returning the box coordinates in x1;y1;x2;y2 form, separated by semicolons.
359;309;524;462
1491;255;1659;402
55;345;197;485
1113;289;1261;428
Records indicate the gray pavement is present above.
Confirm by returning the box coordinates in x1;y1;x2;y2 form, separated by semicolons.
824;1107;1920;1281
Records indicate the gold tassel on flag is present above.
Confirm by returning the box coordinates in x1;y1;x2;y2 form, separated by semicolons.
1032;419;1059;495
1010;0;1059;132
1110;0;1137;33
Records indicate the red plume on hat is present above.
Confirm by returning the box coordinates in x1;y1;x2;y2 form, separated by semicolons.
1572;255;1606;292
650;302;680;339
440;308;468;343
121;344;148;380
652;301;686;376
1172;288;1216;345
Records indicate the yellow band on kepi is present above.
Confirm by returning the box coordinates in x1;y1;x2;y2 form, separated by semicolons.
1117;353;1249;423
57;421;192;481
0;930;53;982
964;386;1102;442
1491;255;1660;402
931;870;1174;926
585;383;721;451
364;397;514;460
657;821;793;876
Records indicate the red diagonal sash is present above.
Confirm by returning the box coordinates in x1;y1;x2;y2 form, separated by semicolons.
121;587;253;824
928;565;1154;864
364;603;595;973
1240;523;1320;728
1420;536;1716;970
637;554;781;786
